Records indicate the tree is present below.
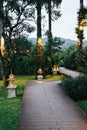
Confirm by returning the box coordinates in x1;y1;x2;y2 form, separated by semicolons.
43;0;62;74
12;36;32;54
36;1;42;39
0;0;3;36
3;0;35;39
75;0;87;67
0;0;7;86
44;33;64;74
31;0;46;39
76;0;84;50
47;0;62;33
34;38;44;71
31;0;62;39
60;45;78;70
0;0;35;86
44;0;62;45
11;36;35;75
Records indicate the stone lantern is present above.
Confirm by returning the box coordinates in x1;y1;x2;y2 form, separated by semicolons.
52;65;59;75
38;67;42;75
37;67;43;80
7;71;17;98
7;72;15;87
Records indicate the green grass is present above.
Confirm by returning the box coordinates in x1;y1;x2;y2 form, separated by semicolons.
77;100;87;114
45;74;65;81
0;76;26;130
16;75;35;85
0;98;22;130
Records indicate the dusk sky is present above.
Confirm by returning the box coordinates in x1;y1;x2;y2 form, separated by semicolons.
30;0;87;41
52;0;87;41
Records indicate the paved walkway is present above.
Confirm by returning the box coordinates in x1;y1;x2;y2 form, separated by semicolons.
59;67;82;78
18;80;87;130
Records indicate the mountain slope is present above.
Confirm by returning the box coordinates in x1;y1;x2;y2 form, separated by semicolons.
28;37;87;48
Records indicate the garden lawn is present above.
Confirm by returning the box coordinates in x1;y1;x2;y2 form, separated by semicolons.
0;97;22;130
77;101;87;114
0;75;42;130
0;86;24;130
45;74;65;81
0;76;27;130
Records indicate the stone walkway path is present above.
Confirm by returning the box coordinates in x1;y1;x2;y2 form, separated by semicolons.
18;80;87;130
59;67;82;78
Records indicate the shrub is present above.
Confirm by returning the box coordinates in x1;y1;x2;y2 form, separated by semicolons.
61;75;87;101
60;45;78;70
13;55;36;75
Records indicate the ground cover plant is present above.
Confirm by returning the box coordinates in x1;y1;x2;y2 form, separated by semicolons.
0;76;26;130
61;75;87;114
45;74;65;81
61;75;87;101
77;101;87;114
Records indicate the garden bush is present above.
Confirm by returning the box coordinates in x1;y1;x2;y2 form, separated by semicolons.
13;55;36;75
61;75;87;101
60;45;78;70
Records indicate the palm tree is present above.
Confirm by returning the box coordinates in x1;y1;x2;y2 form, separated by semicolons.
48;0;62;34
78;0;84;50
46;0;62;52
36;1;42;39
29;0;62;41
76;0;87;67
45;0;62;70
31;0;46;39
34;0;62;39
80;0;83;8
0;0;6;86
0;0;3;37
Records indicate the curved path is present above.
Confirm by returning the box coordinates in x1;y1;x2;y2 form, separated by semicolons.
59;67;82;78
18;80;87;130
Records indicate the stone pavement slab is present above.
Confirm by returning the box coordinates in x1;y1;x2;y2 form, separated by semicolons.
18;81;87;130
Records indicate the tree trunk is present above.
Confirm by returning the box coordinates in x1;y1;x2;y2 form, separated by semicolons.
80;0;83;8
48;0;52;33
36;2;42;39
0;1;7;86
79;0;84;49
77;0;84;65
0;0;3;36
0;56;8;86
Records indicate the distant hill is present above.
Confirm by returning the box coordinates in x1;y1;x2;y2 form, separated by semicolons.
28;37;47;45
28;37;87;48
60;38;76;48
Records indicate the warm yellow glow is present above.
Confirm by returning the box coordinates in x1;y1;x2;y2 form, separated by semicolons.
77;38;81;46
80;19;87;26
37;67;43;75
7;71;16;87
37;38;43;46
52;65;59;72
77;38;80;42
79;26;83;31
1;36;4;47
0;36;5;56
